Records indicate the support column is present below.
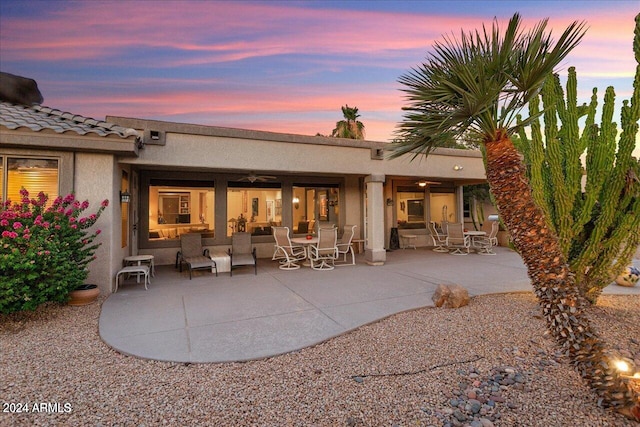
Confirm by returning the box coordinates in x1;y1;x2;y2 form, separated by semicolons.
456;185;464;223
364;174;386;266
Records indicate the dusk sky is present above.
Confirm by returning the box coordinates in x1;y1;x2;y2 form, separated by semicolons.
1;0;638;149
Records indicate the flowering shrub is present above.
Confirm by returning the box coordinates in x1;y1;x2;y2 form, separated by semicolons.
0;189;108;313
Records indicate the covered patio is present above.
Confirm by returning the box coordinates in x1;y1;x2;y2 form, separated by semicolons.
99;248;640;363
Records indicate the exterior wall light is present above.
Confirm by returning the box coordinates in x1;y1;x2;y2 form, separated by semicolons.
292;196;300;209
120;191;131;204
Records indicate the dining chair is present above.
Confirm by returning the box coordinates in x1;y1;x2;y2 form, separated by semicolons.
336;225;357;265
488;221;499;246
296;221;309;234
428;221;449;252
445;223;470;255
228;232;257;276
309;227;338;270
272;226;306;270
472;221;499;255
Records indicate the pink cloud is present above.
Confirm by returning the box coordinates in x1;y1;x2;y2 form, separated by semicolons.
0;2;476;65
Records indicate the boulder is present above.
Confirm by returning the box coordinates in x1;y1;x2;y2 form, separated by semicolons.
615;266;639;287
433;284;470;308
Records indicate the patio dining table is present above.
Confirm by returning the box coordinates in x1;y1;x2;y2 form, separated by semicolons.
290;236;318;267
464;230;494;255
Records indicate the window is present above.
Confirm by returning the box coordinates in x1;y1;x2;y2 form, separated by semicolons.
227;183;281;237
2;157;59;205
397;186;425;229
292;185;339;234
148;180;215;241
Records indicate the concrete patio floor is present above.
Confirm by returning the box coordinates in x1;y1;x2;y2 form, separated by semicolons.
99;247;639;363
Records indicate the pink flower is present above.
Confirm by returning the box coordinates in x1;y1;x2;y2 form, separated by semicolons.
79;217;87;224
54;225;61;230
101;199;109;207
69;216;76;223
19;188;29;197
1;230;18;239
95;229;102;235
70;224;77;229
81;200;89;210
89;214;97;220
13;222;23;230
63;194;75;203
0;219;8;226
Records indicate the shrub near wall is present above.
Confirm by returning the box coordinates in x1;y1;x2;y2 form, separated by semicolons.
0;189;107;313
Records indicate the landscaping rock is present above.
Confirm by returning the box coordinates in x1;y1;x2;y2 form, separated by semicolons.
432;284;470;308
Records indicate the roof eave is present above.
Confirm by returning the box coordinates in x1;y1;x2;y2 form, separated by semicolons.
0;128;139;156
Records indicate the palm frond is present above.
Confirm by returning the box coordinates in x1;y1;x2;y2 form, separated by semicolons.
390;13;587;159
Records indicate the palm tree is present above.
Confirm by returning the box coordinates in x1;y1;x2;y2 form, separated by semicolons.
331;105;365;139
390;13;639;419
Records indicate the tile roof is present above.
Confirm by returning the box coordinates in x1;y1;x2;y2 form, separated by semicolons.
0;102;139;139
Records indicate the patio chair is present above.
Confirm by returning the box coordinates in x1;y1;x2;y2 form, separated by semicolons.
177;233;217;279
272;226;306;270
488;221;499;246
228;232;257;276
428;221;449;252
335;224;357;265
309;227;338;270
471;221;499;255
445;223;470;255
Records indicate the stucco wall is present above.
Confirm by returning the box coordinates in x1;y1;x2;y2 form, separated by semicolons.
73;153;119;294
123;132;486;182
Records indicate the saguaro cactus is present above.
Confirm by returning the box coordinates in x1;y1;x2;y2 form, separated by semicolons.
517;18;640;304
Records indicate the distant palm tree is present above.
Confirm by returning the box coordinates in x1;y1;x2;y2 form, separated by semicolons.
391;13;638;419
331;105;365;139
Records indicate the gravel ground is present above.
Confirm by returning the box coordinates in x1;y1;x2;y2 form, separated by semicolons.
1;292;638;426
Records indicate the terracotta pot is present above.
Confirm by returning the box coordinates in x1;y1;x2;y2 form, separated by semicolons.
68;284;100;306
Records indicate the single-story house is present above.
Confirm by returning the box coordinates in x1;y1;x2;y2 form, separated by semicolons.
1;100;490;295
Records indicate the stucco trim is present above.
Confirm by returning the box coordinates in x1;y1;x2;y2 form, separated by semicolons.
0;129;138;156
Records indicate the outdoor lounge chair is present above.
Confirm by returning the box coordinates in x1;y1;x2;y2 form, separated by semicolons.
309;227;338;270
272;226;306;270
335;224;356;265
177;233;217;279
446;223;470;255
228;232;257;276
428;221;449;252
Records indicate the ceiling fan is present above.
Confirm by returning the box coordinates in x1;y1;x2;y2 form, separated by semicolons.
237;171;277;183
415;179;441;187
